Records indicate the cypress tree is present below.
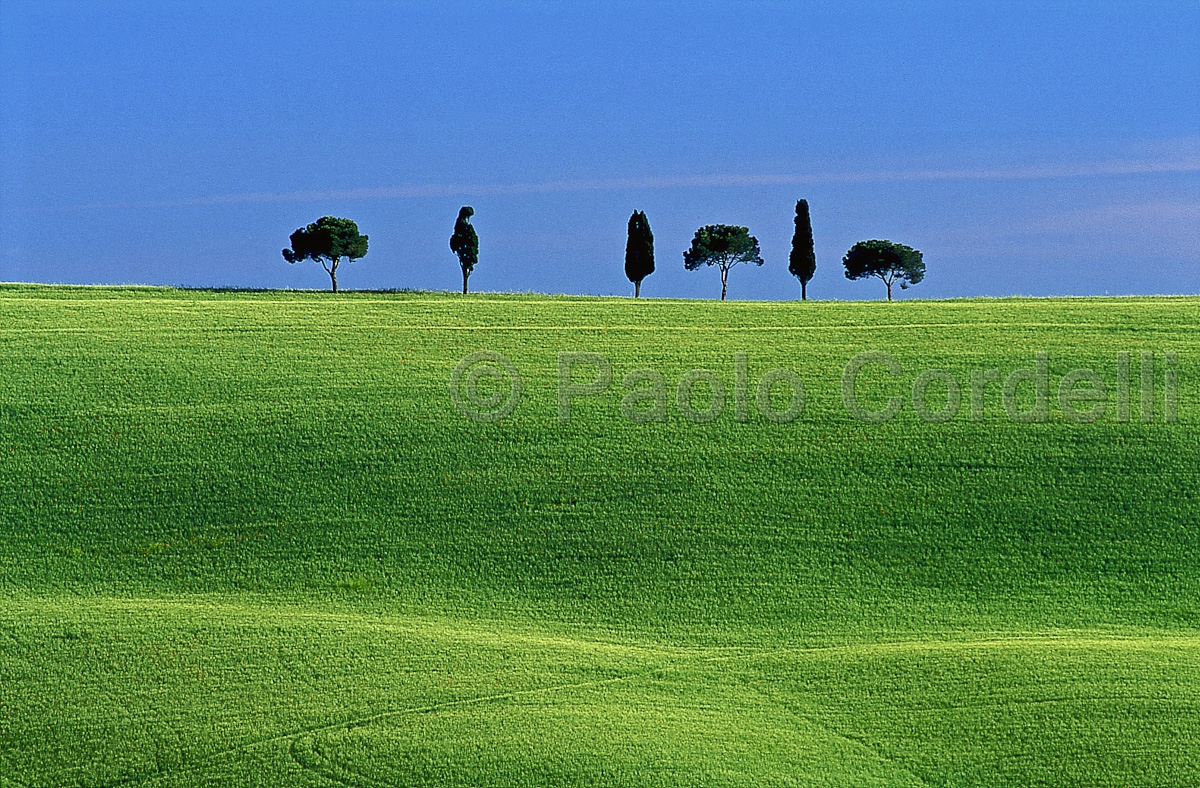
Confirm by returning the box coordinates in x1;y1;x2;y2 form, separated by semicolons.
788;199;817;300
624;210;655;297
450;206;479;294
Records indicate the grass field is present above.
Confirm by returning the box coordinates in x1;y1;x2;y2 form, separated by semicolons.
2;284;1199;786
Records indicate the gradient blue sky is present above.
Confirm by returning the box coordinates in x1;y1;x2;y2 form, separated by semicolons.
2;1;1197;299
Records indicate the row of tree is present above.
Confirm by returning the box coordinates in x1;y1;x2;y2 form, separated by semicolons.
282;203;925;300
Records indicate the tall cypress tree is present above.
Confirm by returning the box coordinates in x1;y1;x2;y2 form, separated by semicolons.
624;210;655;297
789;199;817;300
450;206;479;294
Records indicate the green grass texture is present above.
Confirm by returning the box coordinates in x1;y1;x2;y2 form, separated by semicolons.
2;284;1199;786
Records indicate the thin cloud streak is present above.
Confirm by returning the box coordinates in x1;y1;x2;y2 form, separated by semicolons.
1063;201;1200;224
27;156;1200;213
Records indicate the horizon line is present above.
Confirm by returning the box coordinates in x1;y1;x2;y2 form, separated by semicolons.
2;281;1197;303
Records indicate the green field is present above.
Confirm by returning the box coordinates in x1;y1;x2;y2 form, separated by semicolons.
2;284;1199;786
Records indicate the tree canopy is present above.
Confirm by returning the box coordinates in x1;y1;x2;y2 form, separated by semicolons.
450;206;480;294
788;200;816;300
683;224;764;301
624;210;655;297
282;216;368;293
842;239;924;300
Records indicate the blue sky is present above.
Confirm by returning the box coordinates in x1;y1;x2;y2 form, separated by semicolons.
1;1;1197;299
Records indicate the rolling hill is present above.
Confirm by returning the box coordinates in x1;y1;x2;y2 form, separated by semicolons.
2;284;1198;786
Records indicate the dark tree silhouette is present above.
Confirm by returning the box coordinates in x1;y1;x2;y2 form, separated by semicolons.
624;210;655;297
788;199;817;300
450;206;480;294
282;217;368;292
842;239;924;300
683;225;764;300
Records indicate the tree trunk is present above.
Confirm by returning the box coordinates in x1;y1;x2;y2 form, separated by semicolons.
462;268;469;295
720;269;728;301
330;269;338;293
634;280;641;298
886;281;892;301
801;280;807;301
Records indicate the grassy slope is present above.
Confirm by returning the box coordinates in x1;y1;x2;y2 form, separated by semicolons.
1;284;1198;786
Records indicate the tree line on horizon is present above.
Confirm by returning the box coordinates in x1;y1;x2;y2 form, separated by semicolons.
282;202;925;301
